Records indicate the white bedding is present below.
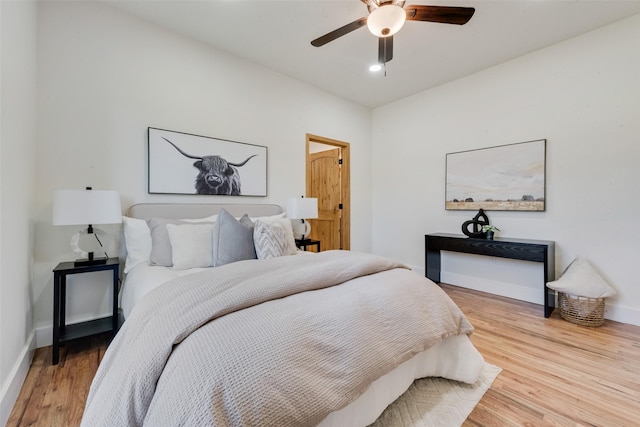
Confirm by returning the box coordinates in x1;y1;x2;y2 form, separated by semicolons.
120;252;311;318
319;334;482;427
110;204;484;426
120;263;208;318
117;256;483;427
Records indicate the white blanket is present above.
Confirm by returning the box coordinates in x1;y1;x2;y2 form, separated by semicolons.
82;251;475;426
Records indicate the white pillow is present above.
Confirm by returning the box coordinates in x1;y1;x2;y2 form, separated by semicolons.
122;216;152;273
183;214;218;223
167;223;214;270
253;219;297;259
547;257;616;298
249;212;286;223
122;214;217;272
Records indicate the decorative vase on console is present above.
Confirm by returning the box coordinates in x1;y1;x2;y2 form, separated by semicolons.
461;208;490;238
482;225;500;240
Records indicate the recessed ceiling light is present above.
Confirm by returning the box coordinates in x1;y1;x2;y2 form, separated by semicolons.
369;64;382;72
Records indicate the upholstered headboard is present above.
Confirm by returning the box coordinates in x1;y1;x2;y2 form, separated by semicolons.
127;203;283;220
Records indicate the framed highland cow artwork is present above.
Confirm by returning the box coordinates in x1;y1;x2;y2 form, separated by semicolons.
148;127;267;196
445;139;546;211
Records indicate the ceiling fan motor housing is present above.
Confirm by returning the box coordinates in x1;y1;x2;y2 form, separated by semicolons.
367;3;407;37
364;0;407;14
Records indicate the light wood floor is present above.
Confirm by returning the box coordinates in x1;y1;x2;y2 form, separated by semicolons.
8;284;640;426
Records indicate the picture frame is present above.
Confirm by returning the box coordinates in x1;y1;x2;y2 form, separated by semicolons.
445;139;546;211
148;127;267;196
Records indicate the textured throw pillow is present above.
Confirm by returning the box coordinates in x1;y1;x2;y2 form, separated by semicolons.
212;209;256;267
122;216;152;273
253;219;298;259
167;223;214;270
546;257;616;298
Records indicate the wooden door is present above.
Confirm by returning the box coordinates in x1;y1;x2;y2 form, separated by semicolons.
306;134;350;251
308;148;342;250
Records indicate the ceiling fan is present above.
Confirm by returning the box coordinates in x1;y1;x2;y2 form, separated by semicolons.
311;0;475;65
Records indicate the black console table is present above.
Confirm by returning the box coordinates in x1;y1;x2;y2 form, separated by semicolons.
425;233;556;317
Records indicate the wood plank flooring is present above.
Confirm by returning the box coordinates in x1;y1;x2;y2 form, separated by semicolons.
7;334;108;427
7;284;640;426
445;284;640;427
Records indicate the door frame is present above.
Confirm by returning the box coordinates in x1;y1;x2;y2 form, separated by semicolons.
306;133;350;250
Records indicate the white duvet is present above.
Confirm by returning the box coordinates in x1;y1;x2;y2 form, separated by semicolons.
120;262;208;319
101;251;484;426
120;252;314;318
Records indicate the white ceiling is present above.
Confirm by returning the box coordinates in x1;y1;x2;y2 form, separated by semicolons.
106;0;640;108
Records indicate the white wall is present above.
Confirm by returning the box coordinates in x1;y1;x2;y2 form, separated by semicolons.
3;1;639;419
372;14;640;325
32;1;372;341
0;1;38;423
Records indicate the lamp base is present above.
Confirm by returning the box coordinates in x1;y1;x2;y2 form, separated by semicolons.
292;219;312;240
74;257;108;267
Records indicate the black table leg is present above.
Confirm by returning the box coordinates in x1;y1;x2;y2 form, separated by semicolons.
52;273;60;365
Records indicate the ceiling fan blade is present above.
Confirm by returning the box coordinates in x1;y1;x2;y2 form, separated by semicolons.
405;5;475;25
311;17;368;47
378;36;393;63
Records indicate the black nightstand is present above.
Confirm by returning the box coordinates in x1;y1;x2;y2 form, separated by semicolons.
295;239;321;252
52;257;120;365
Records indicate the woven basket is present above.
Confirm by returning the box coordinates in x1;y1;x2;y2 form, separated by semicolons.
558;292;605;327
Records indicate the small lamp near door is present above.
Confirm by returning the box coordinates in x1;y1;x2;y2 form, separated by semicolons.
52;187;122;266
286;196;318;240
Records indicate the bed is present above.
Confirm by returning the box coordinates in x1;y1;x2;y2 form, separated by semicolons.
82;203;484;427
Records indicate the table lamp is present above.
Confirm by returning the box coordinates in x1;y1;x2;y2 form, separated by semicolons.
52;187;122;266
286;196;318;240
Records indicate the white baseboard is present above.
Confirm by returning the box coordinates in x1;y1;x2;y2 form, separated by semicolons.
603;303;640;326
0;330;36;426
408;265;639;327
35;325;53;348
441;271;541;305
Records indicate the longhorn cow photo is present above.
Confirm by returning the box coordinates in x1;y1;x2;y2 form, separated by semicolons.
147;128;267;196
162;137;257;195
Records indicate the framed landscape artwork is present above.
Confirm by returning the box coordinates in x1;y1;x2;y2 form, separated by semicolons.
148;127;267;196
445;139;546;211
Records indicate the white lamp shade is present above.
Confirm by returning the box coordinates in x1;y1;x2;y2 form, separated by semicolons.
286;197;318;219
367;5;406;37
52;189;122;226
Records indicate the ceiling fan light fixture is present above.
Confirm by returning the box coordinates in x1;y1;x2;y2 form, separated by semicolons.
369;64;382;72
367;4;406;37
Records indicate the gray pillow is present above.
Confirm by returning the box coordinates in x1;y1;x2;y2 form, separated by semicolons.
212;209;256;267
146;218;189;266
